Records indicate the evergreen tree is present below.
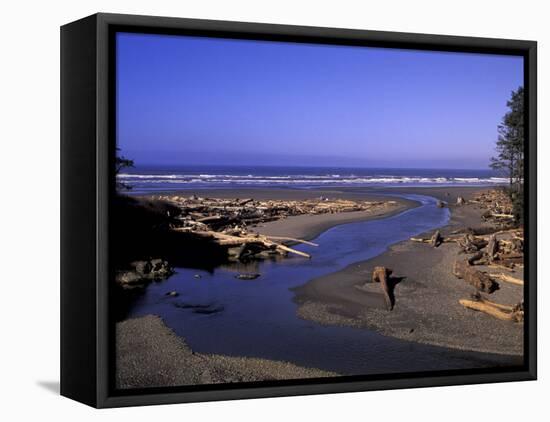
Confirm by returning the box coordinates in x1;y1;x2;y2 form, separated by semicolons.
490;86;524;223
116;147;134;190
490;87;524;190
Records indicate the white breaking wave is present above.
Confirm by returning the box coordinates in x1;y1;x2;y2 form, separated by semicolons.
117;173;508;186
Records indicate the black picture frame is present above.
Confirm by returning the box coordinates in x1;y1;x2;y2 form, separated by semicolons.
61;12;537;408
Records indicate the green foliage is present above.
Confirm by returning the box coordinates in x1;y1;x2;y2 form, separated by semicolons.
490;87;524;187
490;87;524;225
116;147;134;190
511;189;524;226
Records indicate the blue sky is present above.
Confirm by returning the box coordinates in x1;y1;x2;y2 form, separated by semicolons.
116;32;523;169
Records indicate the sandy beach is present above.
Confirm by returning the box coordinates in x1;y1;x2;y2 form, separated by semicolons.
117;185;523;388
140;187;418;243
253;198;415;241
292;186;524;355
117;187;417;385
117;315;336;389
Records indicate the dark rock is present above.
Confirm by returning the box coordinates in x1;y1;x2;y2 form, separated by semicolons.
173;302;224;314
132;260;152;275
235;273;261;280
116;271;145;287
193;305;224;314
150;258;165;271
115;258;174;289
148;259;174;279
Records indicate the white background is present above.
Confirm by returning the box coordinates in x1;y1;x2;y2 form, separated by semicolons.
1;0;547;419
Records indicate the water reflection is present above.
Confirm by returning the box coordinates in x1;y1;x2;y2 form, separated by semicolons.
127;194;519;375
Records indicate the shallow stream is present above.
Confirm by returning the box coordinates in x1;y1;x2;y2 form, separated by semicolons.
126;194;518;375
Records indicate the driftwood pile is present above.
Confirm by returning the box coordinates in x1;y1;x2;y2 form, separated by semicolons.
409;220;524;322
155;195;391;229
463;231;524;269
453;228;524;322
411;228;523;269
469;189;515;227
411;190;524;322
417;227;524;280
152;195;395;262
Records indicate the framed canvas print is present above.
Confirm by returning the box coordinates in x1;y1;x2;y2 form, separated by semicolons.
60;13;537;408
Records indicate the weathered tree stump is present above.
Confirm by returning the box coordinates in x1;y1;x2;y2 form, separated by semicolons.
486;234;498;262
430;230;443;247
372;266;394;310
453;260;499;293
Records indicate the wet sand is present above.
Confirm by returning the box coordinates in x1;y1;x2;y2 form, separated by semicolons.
117;187;424;388
116;315;336;389
254;203;414;242
293;186;524;356
120;185;523;387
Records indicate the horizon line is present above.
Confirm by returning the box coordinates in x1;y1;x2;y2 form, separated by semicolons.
127;163;494;172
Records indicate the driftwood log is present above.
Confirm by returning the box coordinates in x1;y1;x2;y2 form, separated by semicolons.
488;262;519;271
457;234;488;253
372;266;394;311
489;272;524;286
430;230;443;247
410;233;461;245
469;292;515;311
175;229;313;259
491;213;515;219
486;234;498;262
459;294;523;322
459;299;514;321
453;260;499;293
264;235;318;247
467;251;486;265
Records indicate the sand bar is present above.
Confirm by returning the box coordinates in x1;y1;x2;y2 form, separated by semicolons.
292;186;524;356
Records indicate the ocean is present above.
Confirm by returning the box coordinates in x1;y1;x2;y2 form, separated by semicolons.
117;165;506;194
